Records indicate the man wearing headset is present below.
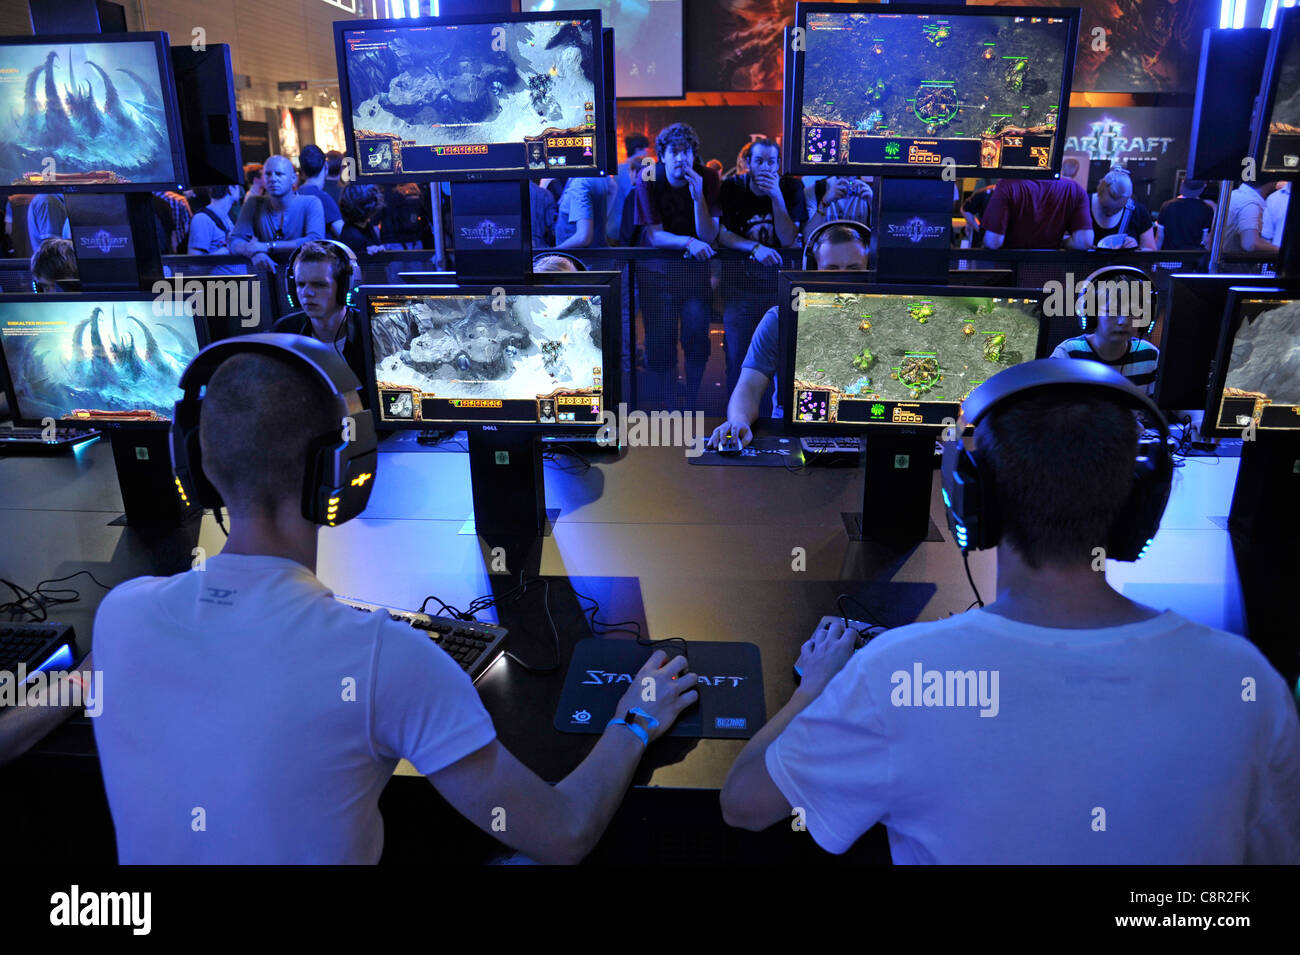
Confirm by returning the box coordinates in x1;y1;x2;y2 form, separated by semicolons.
1050;266;1159;395
92;335;700;863
272;240;368;387
720;362;1300;862
706;223;869;449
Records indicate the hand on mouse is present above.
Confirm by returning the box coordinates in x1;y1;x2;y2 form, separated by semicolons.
793;619;857;698
613;651;700;744
707;418;753;449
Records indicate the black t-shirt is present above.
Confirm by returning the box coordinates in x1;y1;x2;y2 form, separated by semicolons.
272;308;369;399
719;174;808;246
632;162;722;241
339;222;381;254
1157;197;1213;249
1092;199;1154;245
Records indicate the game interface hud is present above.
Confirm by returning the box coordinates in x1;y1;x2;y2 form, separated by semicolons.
369;292;604;425
0;300;198;423
799;11;1071;171
792;292;1040;426
342;18;599;175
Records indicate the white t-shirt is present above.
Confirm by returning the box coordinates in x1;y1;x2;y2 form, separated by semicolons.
1262;183;1290;246
766;609;1300;863
1223;184;1267;253
92;553;496;864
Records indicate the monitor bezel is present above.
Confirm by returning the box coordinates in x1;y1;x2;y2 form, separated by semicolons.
358;277;622;433
1250;6;1300;180
1202;285;1300;437
169;42;243;188
0;31;190;194
333;10;610;184
784;2;1079;180
778;276;1050;436
0;291;210;430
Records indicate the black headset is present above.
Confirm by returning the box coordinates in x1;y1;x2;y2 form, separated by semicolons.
802;219;871;270
284;239;363;310
1073;264;1153;333
170;333;379;527
941;359;1172;562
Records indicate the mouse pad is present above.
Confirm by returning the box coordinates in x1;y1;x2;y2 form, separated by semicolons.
687;435;804;468
555;639;765;739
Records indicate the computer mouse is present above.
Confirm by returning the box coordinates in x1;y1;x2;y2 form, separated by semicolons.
717;434;744;456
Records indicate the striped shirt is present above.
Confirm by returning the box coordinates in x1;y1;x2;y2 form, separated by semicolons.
1050;336;1159;392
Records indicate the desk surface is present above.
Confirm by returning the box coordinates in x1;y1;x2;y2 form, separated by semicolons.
0;429;1245;788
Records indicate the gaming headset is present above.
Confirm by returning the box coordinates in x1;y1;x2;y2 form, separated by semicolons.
284;239;363;311
941;359;1173;562
170;333;379;527
801;219;872;270
1073;264;1153;333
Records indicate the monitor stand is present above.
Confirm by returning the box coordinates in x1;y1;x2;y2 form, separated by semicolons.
846;178;952;546
107;428;200;529
467;430;555;539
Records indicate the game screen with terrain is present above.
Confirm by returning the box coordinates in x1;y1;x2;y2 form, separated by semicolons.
339;17;601;177
795;10;1074;173
0;299;200;424
0;39;180;187
1260;18;1300;175
367;291;605;426
790;291;1041;427
1211;296;1300;432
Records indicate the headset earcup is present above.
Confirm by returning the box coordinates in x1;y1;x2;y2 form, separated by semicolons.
943;442;997;552
1105;441;1173;560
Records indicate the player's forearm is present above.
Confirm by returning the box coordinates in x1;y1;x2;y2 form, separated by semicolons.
694;206;719;242
552;723;645;862
649;229;691;250
728;377;765;426
771;196;797;247
721;688;819;829
717;228;749;251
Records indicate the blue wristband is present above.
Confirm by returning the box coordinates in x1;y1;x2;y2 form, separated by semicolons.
608;717;648;747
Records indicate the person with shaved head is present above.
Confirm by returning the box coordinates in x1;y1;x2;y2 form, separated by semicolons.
230;154;325;274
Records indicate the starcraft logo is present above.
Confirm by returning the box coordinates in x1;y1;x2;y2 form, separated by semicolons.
887;216;946;244
460;219;517;246
80;229;129;254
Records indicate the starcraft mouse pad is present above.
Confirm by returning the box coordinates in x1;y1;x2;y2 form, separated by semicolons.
555;639;765;739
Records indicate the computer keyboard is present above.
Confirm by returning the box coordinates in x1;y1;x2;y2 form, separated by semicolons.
800;436;862;465
0;426;99;454
0;622;77;685
335;596;508;683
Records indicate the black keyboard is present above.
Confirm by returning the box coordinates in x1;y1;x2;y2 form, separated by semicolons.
800;436;861;464
0;426;100;454
0;622;77;683
335;596;508;683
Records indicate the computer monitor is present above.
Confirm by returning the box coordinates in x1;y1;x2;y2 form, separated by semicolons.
0;293;206;428
0;32;188;192
779;280;1048;432
1204;288;1300;435
359;280;620;431
1153;273;1279;412
170;43;243;186
785;3;1078;179
1186;27;1270;181
521;0;684;98
1251;6;1300;179
334;11;608;182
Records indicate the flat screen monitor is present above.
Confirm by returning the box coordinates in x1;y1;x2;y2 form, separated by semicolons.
522;0;684;98
0;32;187;192
0;294;205;428
1186;27;1269;182
171;43;242;186
1252;6;1300;179
1153;273;1279;412
360;280;620;430
779;279;1047;432
1204;288;1300;435
335;11;608;181
786;3;1078;179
